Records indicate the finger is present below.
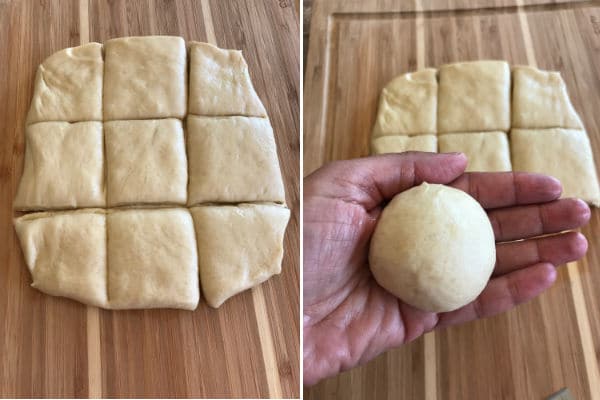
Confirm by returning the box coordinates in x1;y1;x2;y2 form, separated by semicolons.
304;152;467;210
488;198;591;241
494;232;588;276
437;263;556;328
450;172;562;209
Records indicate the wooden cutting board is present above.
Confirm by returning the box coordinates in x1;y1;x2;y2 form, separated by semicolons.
0;1;299;398
304;0;600;399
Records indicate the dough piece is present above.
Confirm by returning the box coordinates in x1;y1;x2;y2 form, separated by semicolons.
14;210;108;308
372;69;437;137
438;131;511;172
371;135;437;155
103;36;187;120
512;66;583;129
190;204;290;308
188;42;266;117
187;116;285;205
14;121;105;210
369;183;496;312
438;61;511;133
26;43;103;124
107;208;199;310
105;119;187;206
511;128;600;206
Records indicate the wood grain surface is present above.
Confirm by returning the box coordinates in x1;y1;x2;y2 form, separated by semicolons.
0;0;300;398
304;0;600;399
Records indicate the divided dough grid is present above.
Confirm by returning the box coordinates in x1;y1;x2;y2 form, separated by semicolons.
13;36;290;309
370;61;600;206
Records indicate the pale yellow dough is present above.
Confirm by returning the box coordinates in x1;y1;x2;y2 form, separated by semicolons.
369;183;496;312
27;43;103;124
105;119;188;206
188;42;266;117
512;66;582;129
190;204;290;308
372;69;437;137
438;61;511;133
187;116;285;205
14;210;108;308
14;121;105;210
511;128;600;206
107;208;200;310
438;132;512;172
103;36;187;120
371;135;437;155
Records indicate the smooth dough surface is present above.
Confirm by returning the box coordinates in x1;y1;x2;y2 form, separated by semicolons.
372;69;437;137
187;116;285;205
512;66;582;129
438;61;511;133
190;204;290;308
438;131;512;172
14;121;105;210
105;119;187;206
371;135;437;155
107;208;199;310
14;210;108;308
103;36;187;120
511;128;600;206
369;183;496;312
27;43;103;124
188;42;266;117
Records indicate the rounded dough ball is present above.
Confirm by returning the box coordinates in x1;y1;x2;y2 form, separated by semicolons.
369;183;496;312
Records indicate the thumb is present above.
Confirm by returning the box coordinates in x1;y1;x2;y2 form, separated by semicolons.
304;152;467;210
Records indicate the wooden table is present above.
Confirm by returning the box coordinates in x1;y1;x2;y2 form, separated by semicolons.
304;0;600;398
0;1;300;398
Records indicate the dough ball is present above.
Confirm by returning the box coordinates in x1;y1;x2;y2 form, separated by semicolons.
369;183;496;312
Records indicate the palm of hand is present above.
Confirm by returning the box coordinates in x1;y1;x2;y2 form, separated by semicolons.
303;153;590;386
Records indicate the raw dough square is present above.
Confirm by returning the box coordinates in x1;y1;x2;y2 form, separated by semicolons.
512;66;583;129
188;42;266;117
14;121;105;210
511;128;600;206
105;119;187;206
190;204;290;308
107;208;199;310
187;116;285;205
438;131;512;172
438;61;511;133
27;43;103;124
371;135;437;155
103;36;187;120
14;210;108;307
372;69;437;137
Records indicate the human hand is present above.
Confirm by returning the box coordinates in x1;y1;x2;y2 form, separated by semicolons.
303;152;591;385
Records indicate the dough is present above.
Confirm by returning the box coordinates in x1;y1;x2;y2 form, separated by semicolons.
14;210;108;308
512;66;582;129
14;121;105;210
26;43;103;124
511;128;600;206
372;69;437;137
107;208;199;310
371;135;437;155
105;119;188;206
190;204;290;308
103;36;187;120
188;42;266;117
187;116;285;205
438;61;511;133
438;131;511;172
369;183;496;312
